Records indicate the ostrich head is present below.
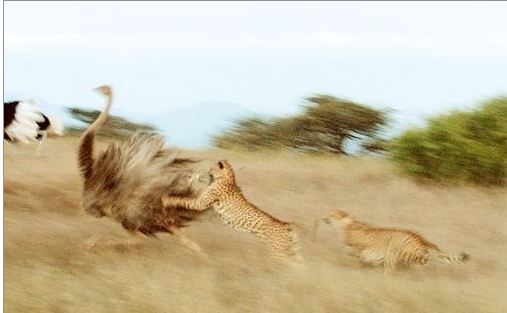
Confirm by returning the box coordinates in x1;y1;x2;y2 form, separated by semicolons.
94;85;112;96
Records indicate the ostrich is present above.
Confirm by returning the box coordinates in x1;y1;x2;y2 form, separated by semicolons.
4;100;64;143
78;85;210;256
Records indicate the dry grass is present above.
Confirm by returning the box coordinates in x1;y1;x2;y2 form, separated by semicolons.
4;137;507;313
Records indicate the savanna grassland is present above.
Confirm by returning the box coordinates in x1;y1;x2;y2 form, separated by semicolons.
4;137;507;313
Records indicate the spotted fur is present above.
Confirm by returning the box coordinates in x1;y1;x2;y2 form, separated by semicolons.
162;160;302;260
323;210;469;271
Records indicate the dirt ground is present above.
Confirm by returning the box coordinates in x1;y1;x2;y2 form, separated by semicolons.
4;137;507;313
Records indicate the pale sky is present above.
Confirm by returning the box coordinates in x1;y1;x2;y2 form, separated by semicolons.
4;1;507;146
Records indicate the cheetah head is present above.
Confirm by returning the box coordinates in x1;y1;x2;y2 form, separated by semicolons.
208;159;233;181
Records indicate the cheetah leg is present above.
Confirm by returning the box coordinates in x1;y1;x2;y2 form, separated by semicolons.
288;241;304;262
162;195;210;212
167;225;208;258
264;237;302;262
270;249;304;268
292;250;304;263
360;248;384;262
270;249;295;262
383;257;396;275
346;248;361;259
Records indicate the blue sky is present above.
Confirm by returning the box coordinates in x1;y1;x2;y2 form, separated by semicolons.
5;2;507;147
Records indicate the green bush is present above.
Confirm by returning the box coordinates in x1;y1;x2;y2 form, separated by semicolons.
391;97;507;185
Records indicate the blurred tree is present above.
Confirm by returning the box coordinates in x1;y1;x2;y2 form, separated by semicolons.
66;107;156;139
213;95;389;154
289;95;389;154
361;138;390;154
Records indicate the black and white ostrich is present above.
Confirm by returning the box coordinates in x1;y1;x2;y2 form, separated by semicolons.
4;100;64;143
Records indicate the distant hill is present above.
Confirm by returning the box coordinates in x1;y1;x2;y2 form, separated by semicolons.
148;102;257;148
4;93;257;148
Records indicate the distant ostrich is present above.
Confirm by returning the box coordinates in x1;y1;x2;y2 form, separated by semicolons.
78;85;210;255
4;100;64;143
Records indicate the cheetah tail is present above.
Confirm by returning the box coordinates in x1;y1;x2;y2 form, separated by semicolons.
430;247;470;264
436;251;470;264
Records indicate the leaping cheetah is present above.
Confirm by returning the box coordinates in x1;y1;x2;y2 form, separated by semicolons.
162;160;303;260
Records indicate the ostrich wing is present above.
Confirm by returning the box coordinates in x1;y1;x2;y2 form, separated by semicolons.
83;132;202;225
4;101;46;143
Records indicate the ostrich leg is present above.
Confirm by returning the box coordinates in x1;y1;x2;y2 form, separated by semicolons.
167;225;208;258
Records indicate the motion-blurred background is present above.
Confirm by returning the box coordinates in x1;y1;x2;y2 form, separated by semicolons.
4;2;507;313
5;2;507;185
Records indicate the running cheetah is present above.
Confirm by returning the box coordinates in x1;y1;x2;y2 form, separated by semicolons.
323;210;469;271
162;160;302;260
